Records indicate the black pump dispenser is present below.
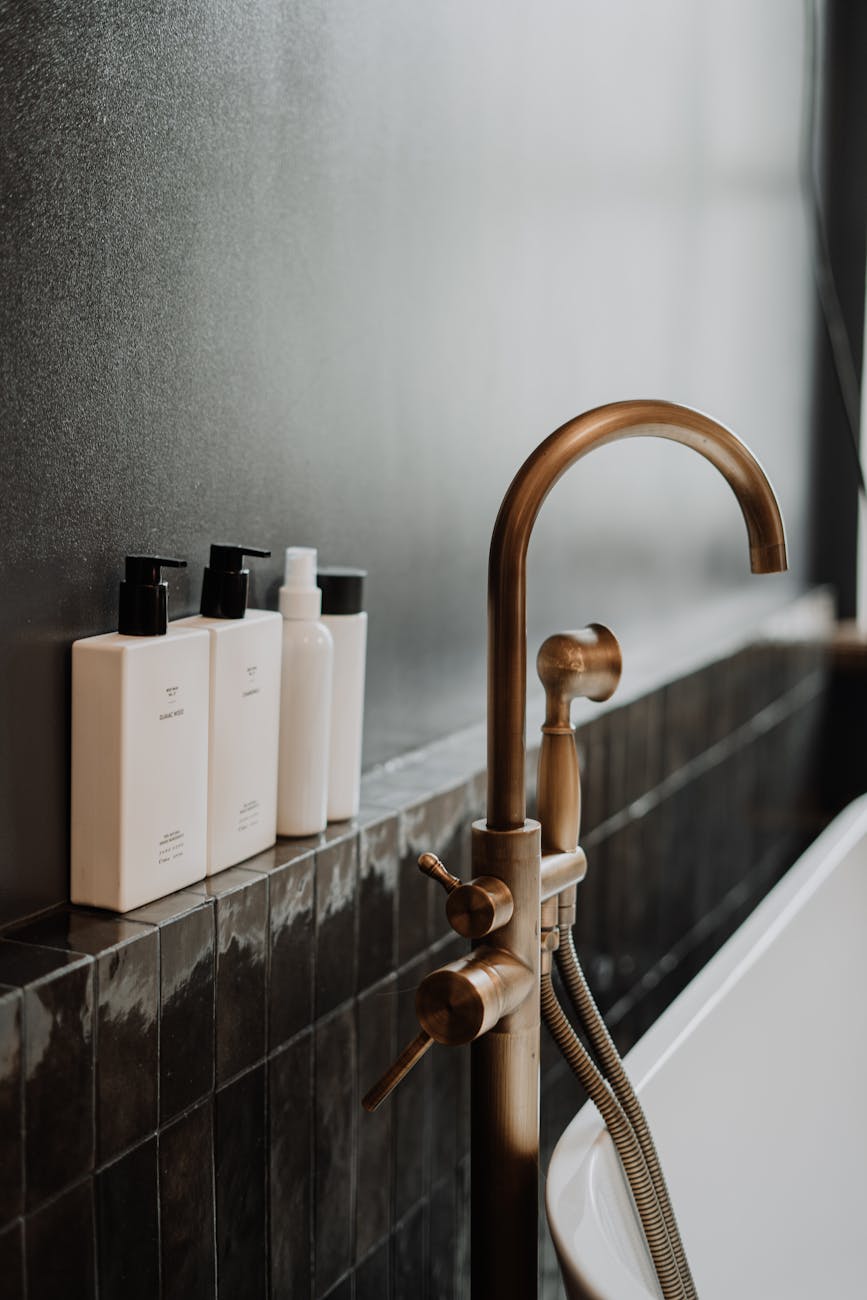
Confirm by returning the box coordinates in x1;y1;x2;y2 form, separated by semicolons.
118;555;186;636
200;544;271;619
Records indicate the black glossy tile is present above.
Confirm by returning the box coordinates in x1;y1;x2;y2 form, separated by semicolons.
356;978;395;1260
429;1017;461;1187
216;1065;266;1298
393;1201;427;1300
662;669;708;779
393;955;429;1217
158;902;215;1122
315;837;358;1018
574;715;607;838
96;928;159;1163
357;815;398;992
0;987;22;1224
268;851;315;1050
270;1030;312;1300
97;1138;159;1300
314;1006;355;1296
429;1176;457;1300
189;870;268;1083
7;907;151;957
0;1219;24;1300
126;890;207;926
399;785;468;962
26;1178;95;1300
356;1238;390;1300
455;1156;470;1300
4;942;95;1209
322;1277;352;1300
159;1099;216;1300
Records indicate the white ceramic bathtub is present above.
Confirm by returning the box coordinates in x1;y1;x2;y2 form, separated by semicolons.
546;795;867;1300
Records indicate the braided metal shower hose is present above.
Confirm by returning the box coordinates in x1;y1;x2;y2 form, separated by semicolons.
556;930;698;1299
541;974;688;1300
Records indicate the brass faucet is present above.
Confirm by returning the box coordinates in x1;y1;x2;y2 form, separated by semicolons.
364;399;787;1299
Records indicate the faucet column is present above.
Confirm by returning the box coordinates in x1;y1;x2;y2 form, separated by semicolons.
470;819;542;1300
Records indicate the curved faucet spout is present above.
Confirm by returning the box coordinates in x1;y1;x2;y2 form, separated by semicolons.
487;398;788;831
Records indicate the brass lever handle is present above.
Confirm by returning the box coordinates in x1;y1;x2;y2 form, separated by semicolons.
418;852;461;892
417;853;514;939
362;1030;433;1112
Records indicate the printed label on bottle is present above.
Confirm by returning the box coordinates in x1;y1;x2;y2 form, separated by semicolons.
158;829;185;865
242;664;260;699
159;683;185;721
237;799;260;833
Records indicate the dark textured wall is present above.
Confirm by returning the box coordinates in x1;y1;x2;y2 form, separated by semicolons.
1;2;813;924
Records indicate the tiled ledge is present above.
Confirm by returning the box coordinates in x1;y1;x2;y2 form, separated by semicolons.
0;587;840;1299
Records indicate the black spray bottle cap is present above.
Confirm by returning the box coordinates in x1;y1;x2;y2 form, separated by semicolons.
200;544;271;619
317;566;367;616
118;555;186;636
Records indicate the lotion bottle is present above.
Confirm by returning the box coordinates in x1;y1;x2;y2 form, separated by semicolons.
318;567;367;821
277;547;333;836
71;555;209;912
176;544;282;875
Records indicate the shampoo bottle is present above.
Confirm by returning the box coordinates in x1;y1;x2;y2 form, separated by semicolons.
71;555;209;912
318;567;367;821
175;544;282;874
277;547;333;836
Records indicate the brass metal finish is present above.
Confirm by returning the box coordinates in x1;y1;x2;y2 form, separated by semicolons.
539;848;587;901
417;851;515;939
537;625;622;727
361;1030;433;1113
488;399;788;832
470;819;542;1298
361;400;788;1299
446;877;514;939
417;851;462;893
416;945;534;1045
537;625;621;854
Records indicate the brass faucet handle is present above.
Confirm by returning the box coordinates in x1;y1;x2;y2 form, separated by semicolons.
361;1030;433;1112
417;852;462;893
418;853;514;939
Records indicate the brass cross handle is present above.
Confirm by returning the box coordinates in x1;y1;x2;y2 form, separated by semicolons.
417;852;514;939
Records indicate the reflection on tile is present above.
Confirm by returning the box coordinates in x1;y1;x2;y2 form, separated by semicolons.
16;948;94;1209
216;1066;266;1297
314;1007;355;1296
96;929;158;1162
97;1138;159;1300
159;1099;216;1300
430;1176;457;1300
429;1016;460;1187
191;871;268;1083
393;955;429;1217
399;784;468;963
315;837;358;1018
159;903;215;1122
6;908;151;958
0;987;22;1225
355;1239;390;1300
393;1201;426;1300
322;1277;352;1300
268;851;315;1050
356;977;395;1260
357;815;398;992
270;1030;312;1299
0;1220;23;1300
26;1179;95;1300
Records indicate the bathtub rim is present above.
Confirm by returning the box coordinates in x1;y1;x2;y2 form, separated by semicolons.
545;792;867;1300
